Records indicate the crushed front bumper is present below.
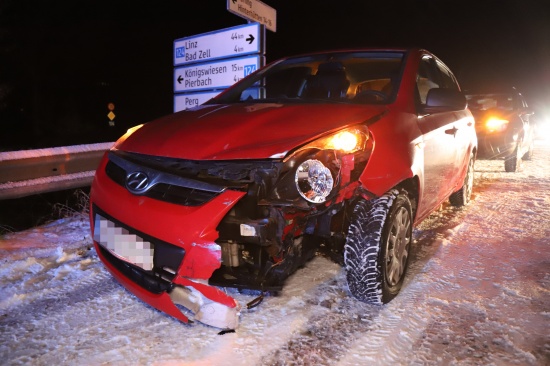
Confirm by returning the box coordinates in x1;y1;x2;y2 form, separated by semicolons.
95;236;241;329
90;154;247;329
92;203;243;329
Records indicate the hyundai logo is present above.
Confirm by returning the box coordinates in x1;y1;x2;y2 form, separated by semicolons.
126;171;150;194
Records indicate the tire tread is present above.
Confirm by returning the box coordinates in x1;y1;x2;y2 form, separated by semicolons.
344;190;399;304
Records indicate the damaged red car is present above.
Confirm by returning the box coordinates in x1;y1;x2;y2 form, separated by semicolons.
90;48;477;329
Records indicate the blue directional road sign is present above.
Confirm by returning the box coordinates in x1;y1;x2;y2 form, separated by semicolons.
174;91;222;112
174;55;262;93
174;23;263;66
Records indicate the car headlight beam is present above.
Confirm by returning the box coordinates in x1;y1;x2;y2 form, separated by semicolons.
287;127;368;161
485;117;509;132
113;123;145;148
329;131;359;152
295;159;334;203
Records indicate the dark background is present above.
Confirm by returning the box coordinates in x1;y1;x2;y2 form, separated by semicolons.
1;0;549;151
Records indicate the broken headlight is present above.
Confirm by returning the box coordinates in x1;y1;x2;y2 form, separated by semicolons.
295;159;334;203
270;126;370;204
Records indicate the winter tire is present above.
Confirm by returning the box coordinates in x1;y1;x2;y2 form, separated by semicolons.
344;189;413;304
522;142;534;161
504;143;522;172
449;154;474;207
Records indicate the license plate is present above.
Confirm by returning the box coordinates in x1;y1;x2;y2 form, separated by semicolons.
94;213;154;271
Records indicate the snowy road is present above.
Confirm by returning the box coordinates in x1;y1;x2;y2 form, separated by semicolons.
1;142;549;366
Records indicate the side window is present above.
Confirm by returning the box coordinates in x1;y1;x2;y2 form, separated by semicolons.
416;56;440;105
518;95;528;109
497;95;514;110
511;95;521;110
435;60;459;91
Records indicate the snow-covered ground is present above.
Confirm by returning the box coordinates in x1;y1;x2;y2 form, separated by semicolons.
1;140;549;366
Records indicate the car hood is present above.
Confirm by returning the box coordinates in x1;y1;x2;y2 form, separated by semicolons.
117;103;387;160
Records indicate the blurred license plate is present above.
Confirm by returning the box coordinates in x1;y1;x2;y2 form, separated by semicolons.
94;214;154;271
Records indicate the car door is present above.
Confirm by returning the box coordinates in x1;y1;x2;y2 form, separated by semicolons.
415;55;461;219
434;59;476;191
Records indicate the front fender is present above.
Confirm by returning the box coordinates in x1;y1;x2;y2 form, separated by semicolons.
359;113;421;197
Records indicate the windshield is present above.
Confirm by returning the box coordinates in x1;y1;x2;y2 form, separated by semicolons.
209;51;405;105
466;94;515;111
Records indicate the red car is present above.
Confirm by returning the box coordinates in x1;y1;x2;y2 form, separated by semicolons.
90;48;477;329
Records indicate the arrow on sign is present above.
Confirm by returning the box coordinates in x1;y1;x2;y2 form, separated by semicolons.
177;75;183;84
246;34;255;44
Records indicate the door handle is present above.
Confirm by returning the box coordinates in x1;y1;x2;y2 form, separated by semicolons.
445;126;458;136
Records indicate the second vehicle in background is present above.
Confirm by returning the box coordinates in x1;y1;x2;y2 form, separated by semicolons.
466;88;535;172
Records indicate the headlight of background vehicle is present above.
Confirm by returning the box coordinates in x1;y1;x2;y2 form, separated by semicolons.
485;117;509;133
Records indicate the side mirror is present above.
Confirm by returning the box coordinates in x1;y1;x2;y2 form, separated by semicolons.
424;88;467;112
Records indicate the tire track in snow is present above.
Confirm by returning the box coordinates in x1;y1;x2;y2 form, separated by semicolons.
259;273;382;366
0;243;122;365
404;145;550;365
333;264;439;365
259;240;444;366
0;245;108;313
258;178;477;365
333;145;550;365
0;265;115;329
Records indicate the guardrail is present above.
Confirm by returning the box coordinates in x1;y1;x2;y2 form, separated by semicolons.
0;142;114;200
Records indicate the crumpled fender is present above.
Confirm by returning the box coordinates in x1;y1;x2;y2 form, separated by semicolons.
174;275;237;309
359;112;421;196
158;190;245;328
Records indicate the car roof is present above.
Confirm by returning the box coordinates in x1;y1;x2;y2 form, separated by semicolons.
465;86;522;97
274;47;422;60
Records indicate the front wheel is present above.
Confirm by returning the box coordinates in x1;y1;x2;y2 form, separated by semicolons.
344;189;413;304
522;141;534;161
504;143;522;172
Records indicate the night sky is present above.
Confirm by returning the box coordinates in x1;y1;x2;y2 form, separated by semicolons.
1;0;549;150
